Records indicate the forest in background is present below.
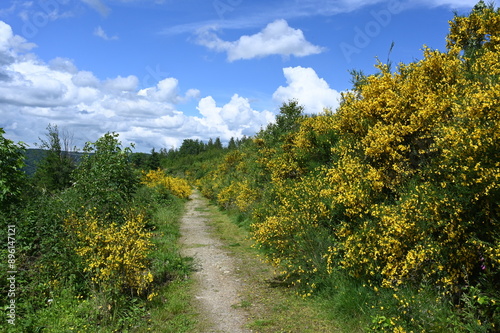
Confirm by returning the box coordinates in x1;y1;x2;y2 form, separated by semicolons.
1;1;500;331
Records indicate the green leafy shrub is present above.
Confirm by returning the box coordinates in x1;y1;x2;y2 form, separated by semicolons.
71;132;138;220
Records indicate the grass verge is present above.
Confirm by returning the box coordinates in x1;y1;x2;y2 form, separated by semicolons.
198;197;340;333
208;206;466;333
134;195;197;333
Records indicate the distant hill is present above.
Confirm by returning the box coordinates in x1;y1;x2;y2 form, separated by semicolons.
23;149;85;176
23;149;152;176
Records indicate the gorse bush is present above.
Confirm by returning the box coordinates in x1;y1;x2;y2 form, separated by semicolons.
64;208;154;297
193;2;500;330
141;168;192;199
324;4;500;295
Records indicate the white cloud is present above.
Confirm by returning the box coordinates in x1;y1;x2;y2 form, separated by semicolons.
195;94;274;137
423;0;480;8
49;57;78;74
81;0;110;16
0;21;36;65
94;26;119;40
72;70;100;87
273;66;341;114
137;78;200;104
103;75;138;92
0;20;275;152
196;19;325;61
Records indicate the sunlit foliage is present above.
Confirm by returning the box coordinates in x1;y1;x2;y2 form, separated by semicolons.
0;128;26;208
141;168;192;199
193;3;500;329
65;208;154;296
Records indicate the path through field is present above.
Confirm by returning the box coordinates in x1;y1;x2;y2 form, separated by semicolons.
179;190;251;333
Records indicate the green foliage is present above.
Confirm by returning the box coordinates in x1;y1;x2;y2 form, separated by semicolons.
0;190;85;332
33;124;76;192
148;147;161;170
72;132;138;219
0;128;26;208
0;181;191;332
1;128;194;332
258;99;305;144
189;3;500;330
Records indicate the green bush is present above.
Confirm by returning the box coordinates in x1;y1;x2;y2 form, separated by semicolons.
71;132;138;221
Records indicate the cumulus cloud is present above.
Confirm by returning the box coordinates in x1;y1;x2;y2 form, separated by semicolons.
103;75;139;92
195;94;274;137
0;20;275;152
196;19;325;61
273;66;341;114
0;21;36;65
72;70;100;87
49;57;78;74
137;78;200;104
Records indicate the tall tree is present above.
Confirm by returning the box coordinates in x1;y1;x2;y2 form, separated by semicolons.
148;148;161;170
214;137;223;150
228;137;237;150
260;100;305;144
34;124;75;193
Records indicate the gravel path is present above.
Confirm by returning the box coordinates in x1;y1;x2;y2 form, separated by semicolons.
179;190;252;333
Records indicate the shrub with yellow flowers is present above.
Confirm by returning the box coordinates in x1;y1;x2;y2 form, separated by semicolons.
323;3;500;298
64;208;154;296
252;171;333;295
192;2;500;328
141;168;192;199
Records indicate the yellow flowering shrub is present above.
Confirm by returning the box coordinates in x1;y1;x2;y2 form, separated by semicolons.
323;4;500;295
141;168;192;199
217;180;259;212
252;171;332;295
192;3;500;327
64;209;154;295
447;2;500;55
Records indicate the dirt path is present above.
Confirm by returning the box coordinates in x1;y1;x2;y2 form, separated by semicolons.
179;190;252;333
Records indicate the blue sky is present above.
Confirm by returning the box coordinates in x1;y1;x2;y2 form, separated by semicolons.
0;0;479;152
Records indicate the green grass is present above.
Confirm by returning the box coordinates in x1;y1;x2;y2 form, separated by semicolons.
135;196;197;332
198;198;340;332
134;279;196;333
